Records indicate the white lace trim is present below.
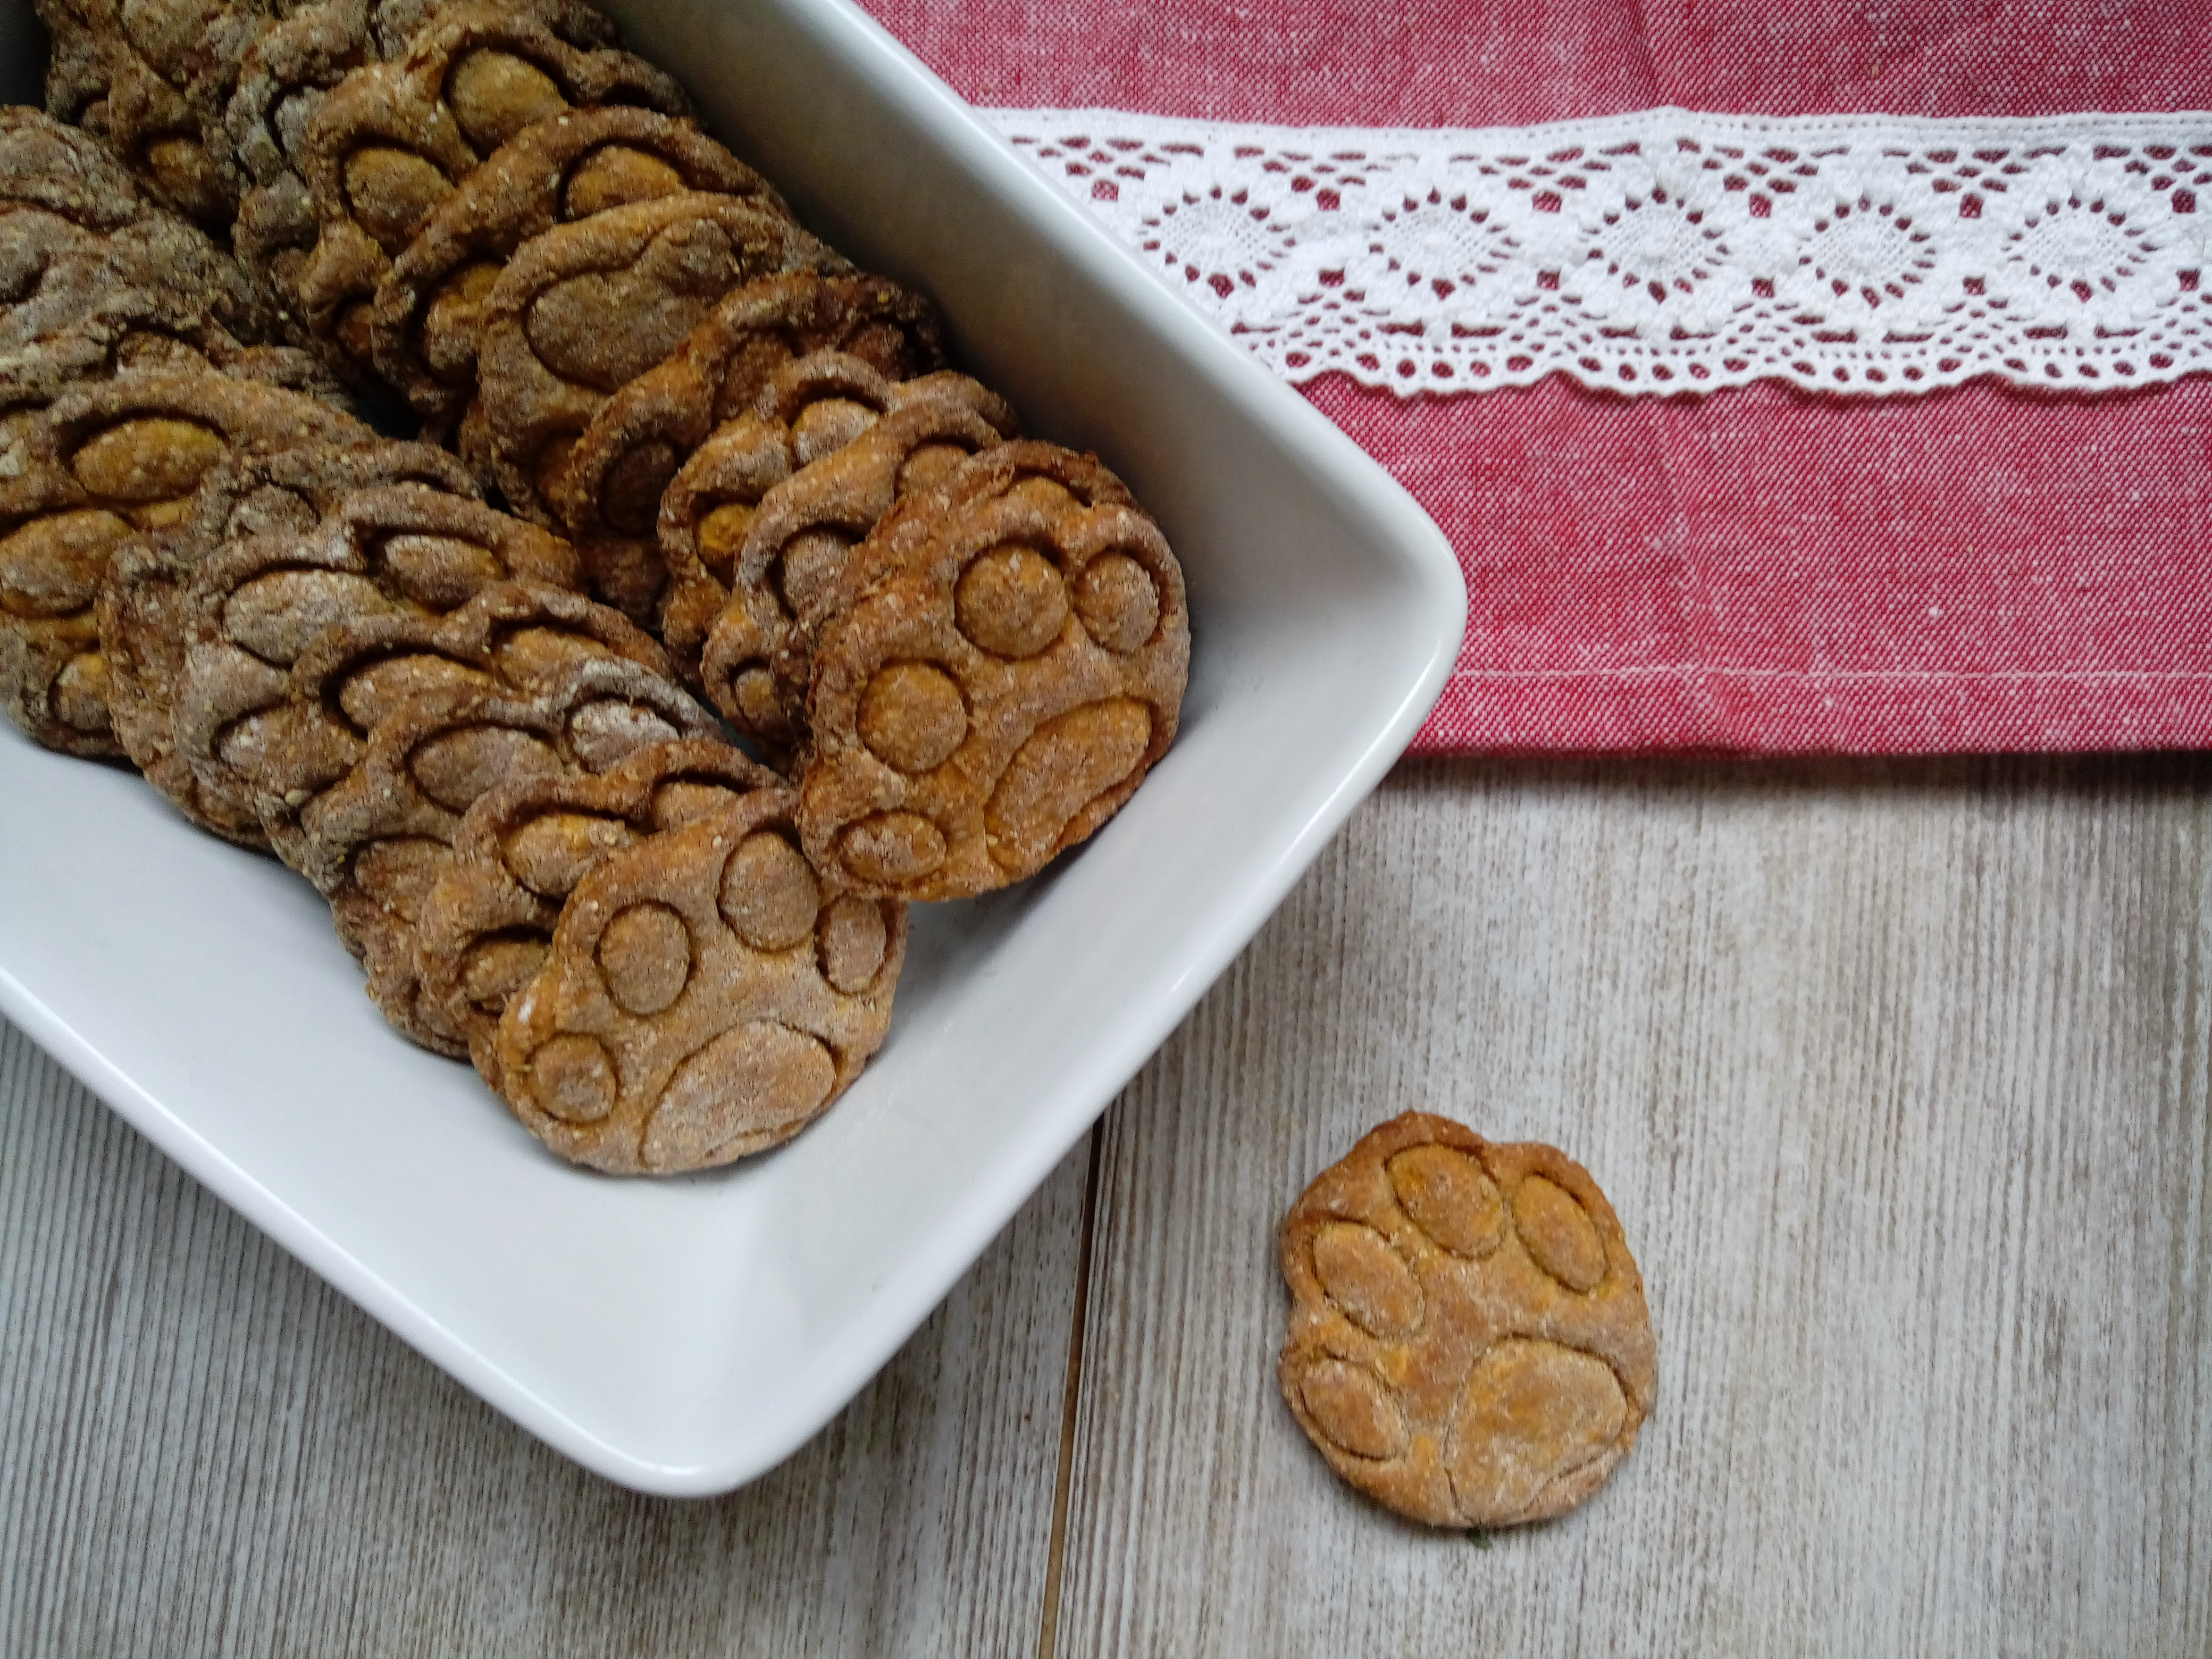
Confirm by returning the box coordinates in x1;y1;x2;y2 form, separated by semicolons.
984;106;2212;397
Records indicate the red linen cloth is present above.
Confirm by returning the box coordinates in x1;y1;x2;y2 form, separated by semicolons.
860;0;2212;754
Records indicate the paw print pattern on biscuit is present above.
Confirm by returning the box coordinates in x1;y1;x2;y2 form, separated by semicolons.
0;373;366;756
94;0;266;227
100;439;480;845
799;441;1189;901
416;736;781;1078
493;783;907;1173
370;105;789;431
174;475;573;840
474;192;849;557
297;0;688;383
554;276;943;628
1278;1112;1658;1530
253;575;669;864
552;271;942;565
691;371;1020;750
288;648;722;1053
224;0;539;325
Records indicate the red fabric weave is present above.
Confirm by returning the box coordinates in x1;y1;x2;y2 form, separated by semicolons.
859;0;2212;755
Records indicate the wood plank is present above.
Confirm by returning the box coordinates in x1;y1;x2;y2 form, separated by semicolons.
1053;756;2212;1658
0;1020;1085;1658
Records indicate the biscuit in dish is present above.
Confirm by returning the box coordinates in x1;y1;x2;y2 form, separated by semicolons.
683;369;1018;749
98;439;476;842
0;373;366;756
370;105;789;429
295;0;687;380
472;190;848;567
798;441;1187;901
416;736;781;1077
171;470;574;837
492;782;906;1172
270;627;718;1053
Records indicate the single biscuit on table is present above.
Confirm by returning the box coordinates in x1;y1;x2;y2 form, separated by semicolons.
296;0;688;383
416;736;782;1079
681;370;1020;751
274;640;722;1053
96;441;484;843
473;191;850;567
493;782;906;1174
798;441;1189;902
172;472;577;839
1279;1113;1658;1530
370;106;790;431
0;373;367;757
550;271;943;597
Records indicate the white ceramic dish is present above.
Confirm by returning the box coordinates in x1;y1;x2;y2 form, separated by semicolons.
0;0;1464;1493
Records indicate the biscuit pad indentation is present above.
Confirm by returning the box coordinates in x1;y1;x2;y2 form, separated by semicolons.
98;440;481;845
370;104;788;427
473;192;849;554
1278;1112;1658;1530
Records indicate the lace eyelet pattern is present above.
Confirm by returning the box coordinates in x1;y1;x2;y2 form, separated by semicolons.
990;107;2212;399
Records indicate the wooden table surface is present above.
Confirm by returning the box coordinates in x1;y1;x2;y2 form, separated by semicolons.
4;755;2208;1657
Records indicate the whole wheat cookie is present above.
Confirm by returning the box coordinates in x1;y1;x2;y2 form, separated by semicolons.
35;0;124;132
548;271;943;593
251;574;672;860
493;783;907;1174
648;349;922;728
0;373;366;756
97;441;483;843
1;106;266;340
473;191;849;561
369;106;789;428
95;0;278;227
1279;1113;1658;1530
222;0;472;328
272;629;718;1052
676;370;1020;750
798;442;1189;901
172;473;576;839
415;735;781;1077
295;0;688;382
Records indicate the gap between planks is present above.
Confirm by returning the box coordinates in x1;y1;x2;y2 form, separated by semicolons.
1037;1124;1105;1659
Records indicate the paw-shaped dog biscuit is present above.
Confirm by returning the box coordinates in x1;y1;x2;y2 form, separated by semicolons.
493;784;906;1173
691;371;1019;748
1279;1112;1658;1529
370;106;789;427
550;271;942;594
474;191;850;563
100;439;477;843
416;736;781;1076
173;473;573;839
284;642;720;1052
799;441;1188;901
0;373;366;755
297;0;686;381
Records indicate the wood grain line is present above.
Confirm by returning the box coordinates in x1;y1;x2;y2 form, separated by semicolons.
1037;1125;1105;1659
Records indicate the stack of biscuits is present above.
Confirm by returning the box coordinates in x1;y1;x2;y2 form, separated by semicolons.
2;0;1189;1176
